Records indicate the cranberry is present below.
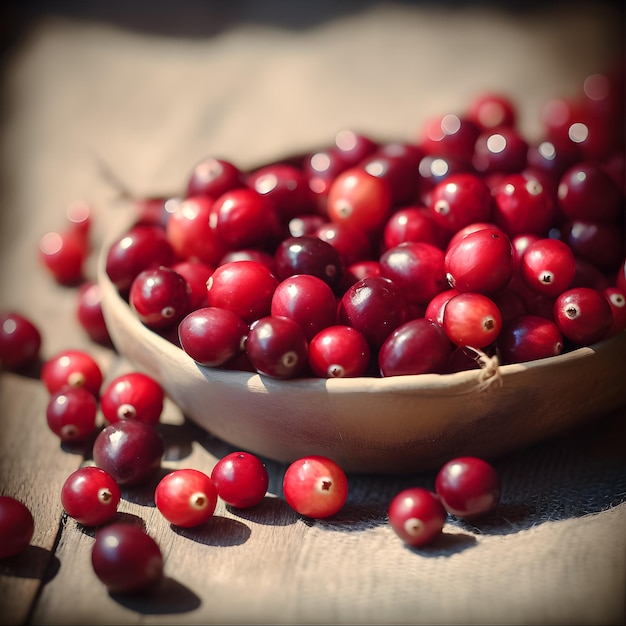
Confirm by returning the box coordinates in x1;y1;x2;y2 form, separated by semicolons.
303;147;350;211
206;260;279;324
171;259;214;310
211;187;280;250
379;242;447;306
270;274;337;341
100;372;164;426
382;206;443;250
46;385;98;442
41;349;103;397
93;420;164;486
497;314;564;364
466;92;517;132
520;238;576;297
326;166;393;236
419;113;481;164
245;315;309;379
288;214;327;238
314;221;372;268
560;220;625;273
442;292;502;348
526;137;581;181
342;260;382;291
219;249;277;274
76;282;111;346
379;318;452;377
165;196;228;267
603;286;626;337
435;456;500;519
105;224;175;296
553;287;613;345
445;222;502;253
274;235;344;294
185;156;243;199
388;487;447;548
337;276;409;350
155;468;218;528
38;228;87;286
492;172;557;237
0;312;42;371
490;286;528;326
247;162;314;222
0;496;35;559
424;288;459;327
65;200;93;237
428;173;493;234
472;127;528;175
417;154;470;198
178;306;248;367
308;325;371;378
129;266;191;331
333;128;378;166
557;161;622;223
282;455;349;519
91;523;164;594
210;451;269;509
444;228;513;294
61;466;121;526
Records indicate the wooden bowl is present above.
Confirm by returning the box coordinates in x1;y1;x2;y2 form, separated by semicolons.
97;222;626;474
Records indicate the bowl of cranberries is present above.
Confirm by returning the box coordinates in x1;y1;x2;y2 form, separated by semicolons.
98;79;626;474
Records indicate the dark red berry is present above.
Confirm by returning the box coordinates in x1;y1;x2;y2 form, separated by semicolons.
100;372;164;426
46;385;98;442
211;451;269;509
0;496;35;559
61;466;121;526
388;487;447;548
0;312;42;371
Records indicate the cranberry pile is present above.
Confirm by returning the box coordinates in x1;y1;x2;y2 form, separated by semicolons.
104;69;625;380
0;66;625;590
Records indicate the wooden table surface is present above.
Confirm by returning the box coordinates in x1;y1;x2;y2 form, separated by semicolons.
1;2;625;624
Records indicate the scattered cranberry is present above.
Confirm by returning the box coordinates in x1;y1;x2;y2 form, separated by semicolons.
38;228;87;286
91;523;164;594
93;420;164;486
76;282;111;345
388;487;447;548
155;468;218;528
0;496;35;559
282;455;349;519
61;466;121;526
435;456;501;519
100;372;164;426
41;349;103;397
46;385;98;442
178;306;248;367
210;451;269;508
0;311;42;371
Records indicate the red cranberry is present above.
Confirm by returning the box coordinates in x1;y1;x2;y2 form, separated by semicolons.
337;276;409;350
288;214;327;238
472;127;528;175
93;420;164;486
466;93;517;132
444;228;513;294
314;221;372;268
388;487;447;548
211;187;281;250
38;228;87;286
379;242;447;306
428;173;493;234
383;206;443;250
333;128;378;166
185;156;244;199
308;325;371;378
553;287;613;345
270;274;337;341
46;385;98;442
91;523;164;594
417;154;471;198
219;249;277;274
326;165;393;236
129;266;191;331
560;220;625;273
105;225;176;296
206;260;279;324
41;349;103;397
274;235;344;294
424;288;459;327
520;238;576;297
171;259;214;310
435;456;500;519
526;137;581;181
379;318;452;377
497;314;564;364
165;196;229;267
178;306;248;367
61;466;121;526
442;292;502;348
0;496;35;559
210;451;269;509
419;113;481;164
76;282;111;346
155;468;218;528
245;315;309;379
303;147;350;212
282;455;349;519
0;312;42;371
100;372;164;426
603;286;626;337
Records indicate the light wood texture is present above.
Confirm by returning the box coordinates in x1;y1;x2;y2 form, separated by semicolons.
1;3;625;625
